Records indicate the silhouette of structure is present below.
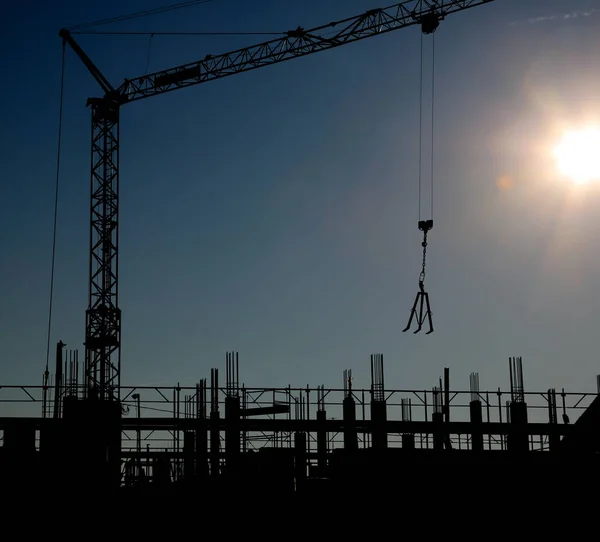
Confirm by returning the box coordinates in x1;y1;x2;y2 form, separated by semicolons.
1;349;599;497
7;0;599;500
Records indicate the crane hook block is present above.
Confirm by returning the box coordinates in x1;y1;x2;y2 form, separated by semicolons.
418;219;433;233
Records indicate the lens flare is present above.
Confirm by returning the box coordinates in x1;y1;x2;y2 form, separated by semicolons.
553;127;600;184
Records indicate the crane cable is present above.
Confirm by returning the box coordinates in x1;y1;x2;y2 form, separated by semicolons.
73;31;284;36
418;32;423;222
66;0;220;31
418;31;436;222
431;30;436;221
45;41;66;381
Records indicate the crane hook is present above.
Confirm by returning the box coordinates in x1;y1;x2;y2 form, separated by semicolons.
403;220;434;334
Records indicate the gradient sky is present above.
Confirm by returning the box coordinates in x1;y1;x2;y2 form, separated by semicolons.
2;0;600;401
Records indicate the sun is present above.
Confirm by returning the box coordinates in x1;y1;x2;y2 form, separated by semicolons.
553;127;600;184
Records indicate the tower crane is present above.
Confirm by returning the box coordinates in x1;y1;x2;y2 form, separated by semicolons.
59;0;498;402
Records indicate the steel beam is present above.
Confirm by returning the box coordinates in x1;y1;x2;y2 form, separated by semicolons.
6;417;589;437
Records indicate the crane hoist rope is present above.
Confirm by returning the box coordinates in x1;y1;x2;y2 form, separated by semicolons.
403;15;438;335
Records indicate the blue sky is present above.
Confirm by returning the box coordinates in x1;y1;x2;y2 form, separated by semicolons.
2;0;600;399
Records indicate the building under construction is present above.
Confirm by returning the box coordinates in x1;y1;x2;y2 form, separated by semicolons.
1;348;599;499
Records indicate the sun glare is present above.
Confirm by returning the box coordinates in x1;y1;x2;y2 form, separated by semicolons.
554;127;600;184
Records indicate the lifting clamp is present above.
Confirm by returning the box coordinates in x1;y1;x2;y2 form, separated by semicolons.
403;219;434;334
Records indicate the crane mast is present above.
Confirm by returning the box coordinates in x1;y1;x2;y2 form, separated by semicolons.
60;0;497;401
